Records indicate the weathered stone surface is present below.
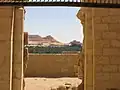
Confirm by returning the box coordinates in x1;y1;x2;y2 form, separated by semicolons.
109;56;120;64
94;23;108;31
95;56;110;65
77;7;120;90
95;73;110;81
102;65;118;72
0;6;13;90
95;40;110;48
25;54;79;77
102;32;116;39
111;40;120;47
103;48;120;56
12;7;24;90
95;65;103;73
93;8;109;16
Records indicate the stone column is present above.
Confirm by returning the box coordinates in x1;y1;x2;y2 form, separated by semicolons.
0;6;14;90
84;8;94;90
77;7;94;90
12;7;24;90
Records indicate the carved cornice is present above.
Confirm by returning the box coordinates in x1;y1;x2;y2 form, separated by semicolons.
76;8;85;25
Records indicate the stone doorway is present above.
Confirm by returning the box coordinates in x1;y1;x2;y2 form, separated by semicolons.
24;6;83;90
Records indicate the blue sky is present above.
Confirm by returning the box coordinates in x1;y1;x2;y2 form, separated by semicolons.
24;7;83;43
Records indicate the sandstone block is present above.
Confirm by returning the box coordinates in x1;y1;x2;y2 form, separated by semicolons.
118;65;120;72
110;73;120;81
94;17;102;24
102;65;118;72
0;18;12;41
86;73;93;86
95;56;110;65
94;48;102;55
108;24;120;32
95;65;103;73
86;49;93;56
109;9;120;15
108;16;120;24
95;81;110;90
102;32;116;39
94;23;108;32
86;86;93;90
99;16;120;24
109;56;120;65
86;55;92;62
0;73;10;83
116;33;120;39
0;82;10;90
93;8;109;16
95;39;110;48
95;73;110;81
103;48;120;56
0;7;12;17
111;40;120;47
13;64;22;79
94;32;102;40
12;78;23;90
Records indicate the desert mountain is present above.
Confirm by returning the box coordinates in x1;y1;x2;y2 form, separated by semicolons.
29;35;42;41
28;35;63;46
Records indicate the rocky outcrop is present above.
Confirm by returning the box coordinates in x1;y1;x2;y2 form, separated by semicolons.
28;35;63;45
43;35;60;43
28;35;42;41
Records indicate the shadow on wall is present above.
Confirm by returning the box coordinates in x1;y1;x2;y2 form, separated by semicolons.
25;54;80;77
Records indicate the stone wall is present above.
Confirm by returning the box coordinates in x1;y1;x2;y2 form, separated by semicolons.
0;6;24;90
12;7;24;90
25;54;79;77
0;6;13;90
77;8;94;90
93;8;120;90
77;7;120;90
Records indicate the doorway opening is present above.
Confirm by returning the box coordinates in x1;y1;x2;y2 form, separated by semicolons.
24;6;84;90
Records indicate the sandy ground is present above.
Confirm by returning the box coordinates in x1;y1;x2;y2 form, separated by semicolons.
25;77;82;90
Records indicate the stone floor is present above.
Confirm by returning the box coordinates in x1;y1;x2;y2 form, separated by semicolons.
25;77;82;90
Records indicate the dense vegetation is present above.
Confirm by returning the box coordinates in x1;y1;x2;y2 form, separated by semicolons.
27;45;82;54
